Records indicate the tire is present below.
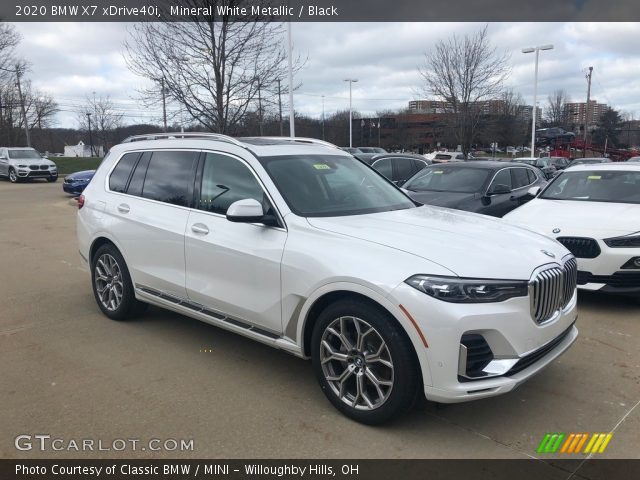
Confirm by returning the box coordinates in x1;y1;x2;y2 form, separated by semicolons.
91;244;148;320
47;175;58;183
311;298;420;425
8;168;19;183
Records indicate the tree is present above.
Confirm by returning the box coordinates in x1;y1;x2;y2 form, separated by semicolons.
545;89;571;127
480;89;528;148
418;26;510;156
0;23;20;79
77;95;124;154
592;107;623;147
124;0;300;134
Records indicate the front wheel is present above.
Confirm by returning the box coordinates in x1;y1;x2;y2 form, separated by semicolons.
8;168;19;183
91;244;148;320
311;299;420;425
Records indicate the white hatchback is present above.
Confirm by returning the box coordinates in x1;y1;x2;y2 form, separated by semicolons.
77;133;578;424
505;163;640;298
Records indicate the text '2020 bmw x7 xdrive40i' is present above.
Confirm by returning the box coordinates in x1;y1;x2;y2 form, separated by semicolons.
77;133;578;424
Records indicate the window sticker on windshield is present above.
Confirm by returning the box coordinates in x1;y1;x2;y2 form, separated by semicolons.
587;175;601;180
313;164;331;170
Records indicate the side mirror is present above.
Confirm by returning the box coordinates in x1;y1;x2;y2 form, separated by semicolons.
527;186;541;197
487;184;511;195
226;198;279;227
0;155;6;160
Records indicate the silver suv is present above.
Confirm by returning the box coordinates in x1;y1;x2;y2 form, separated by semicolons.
0;147;58;183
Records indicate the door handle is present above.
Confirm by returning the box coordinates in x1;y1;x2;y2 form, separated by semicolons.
191;223;209;235
117;204;130;213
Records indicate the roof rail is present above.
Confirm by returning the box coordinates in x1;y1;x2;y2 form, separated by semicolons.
250;136;339;149
121;132;247;148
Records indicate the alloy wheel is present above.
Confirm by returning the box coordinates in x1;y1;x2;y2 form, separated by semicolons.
320;316;394;410
94;253;124;311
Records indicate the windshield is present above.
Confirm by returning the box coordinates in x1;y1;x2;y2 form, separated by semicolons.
8;149;42;159
541;170;640;204
404;166;491;193
259;155;415;217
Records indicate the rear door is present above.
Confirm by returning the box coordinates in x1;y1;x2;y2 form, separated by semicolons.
184;151;287;334
106;149;198;298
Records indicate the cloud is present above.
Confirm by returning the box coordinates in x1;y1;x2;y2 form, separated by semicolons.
9;21;640;127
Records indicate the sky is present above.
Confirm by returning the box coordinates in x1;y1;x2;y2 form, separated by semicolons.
11;21;640;128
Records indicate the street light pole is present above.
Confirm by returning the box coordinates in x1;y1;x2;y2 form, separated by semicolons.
344;78;358;148
522;44;553;156
286;22;295;137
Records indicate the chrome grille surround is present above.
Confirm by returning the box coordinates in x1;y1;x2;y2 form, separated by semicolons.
529;255;577;324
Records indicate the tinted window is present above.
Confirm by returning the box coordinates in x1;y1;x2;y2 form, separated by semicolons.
198;153;265;215
126;152;151;197
404;166;491;193
141;151;197;207
526;169;538;184
109;152;140;193
512;168;531;189
373;158;392;179
491;169;513;189
412;159;427;173
393;158;415;181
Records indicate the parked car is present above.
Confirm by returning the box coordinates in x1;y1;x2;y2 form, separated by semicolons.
78;133;577;424
431;152;466;164
505;164;640;298
512;157;556;179
0;147;58;183
402;161;546;217
357;147;387;154
63;170;96;196
535;127;576;146
568;157;611;167
370;154;430;185
548;156;571;170
626;156;640;163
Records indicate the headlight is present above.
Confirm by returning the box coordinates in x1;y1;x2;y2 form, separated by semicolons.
405;275;529;303
604;233;640;248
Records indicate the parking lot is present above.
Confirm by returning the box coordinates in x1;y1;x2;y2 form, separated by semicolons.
0;179;638;462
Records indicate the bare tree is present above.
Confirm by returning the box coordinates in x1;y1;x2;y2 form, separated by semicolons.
77;95;124;154
124;0;301;134
545;89;571;127
418;26;510;156
0;23;20;79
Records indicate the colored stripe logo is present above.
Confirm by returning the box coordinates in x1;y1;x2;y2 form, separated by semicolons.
537;433;613;454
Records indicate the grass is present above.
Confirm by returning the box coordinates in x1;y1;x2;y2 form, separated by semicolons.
52;157;103;175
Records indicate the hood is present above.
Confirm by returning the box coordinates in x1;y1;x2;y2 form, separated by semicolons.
307;206;569;280
408;190;476;209
10;158;56;167
504;198;640;238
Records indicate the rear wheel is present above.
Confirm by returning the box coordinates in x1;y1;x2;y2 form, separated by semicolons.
91;244;148;320
311;298;420;425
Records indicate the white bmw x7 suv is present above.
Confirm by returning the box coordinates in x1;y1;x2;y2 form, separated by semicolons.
77;133;578;424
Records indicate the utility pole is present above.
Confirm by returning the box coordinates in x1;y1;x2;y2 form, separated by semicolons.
277;79;283;136
15;65;31;148
86;112;94;157
161;78;167;133
256;79;263;136
321;95;325;140
583;66;593;158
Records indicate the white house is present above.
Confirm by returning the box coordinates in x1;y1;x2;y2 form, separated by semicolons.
64;141;104;158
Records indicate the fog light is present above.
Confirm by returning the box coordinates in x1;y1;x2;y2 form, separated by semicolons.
621;257;640;269
635;258;640;268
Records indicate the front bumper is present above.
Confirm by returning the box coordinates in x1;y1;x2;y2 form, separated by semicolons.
18;168;57;179
389;282;578;403
572;243;640;294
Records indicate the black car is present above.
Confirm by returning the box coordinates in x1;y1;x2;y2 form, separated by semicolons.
568;157;611;167
370;154;430;185
535;127;576;146
403;161;546;217
511;157;556;179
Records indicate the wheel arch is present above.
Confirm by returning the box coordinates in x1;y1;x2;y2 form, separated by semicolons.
297;283;431;387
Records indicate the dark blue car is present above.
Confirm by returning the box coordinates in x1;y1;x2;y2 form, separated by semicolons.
62;170;95;195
